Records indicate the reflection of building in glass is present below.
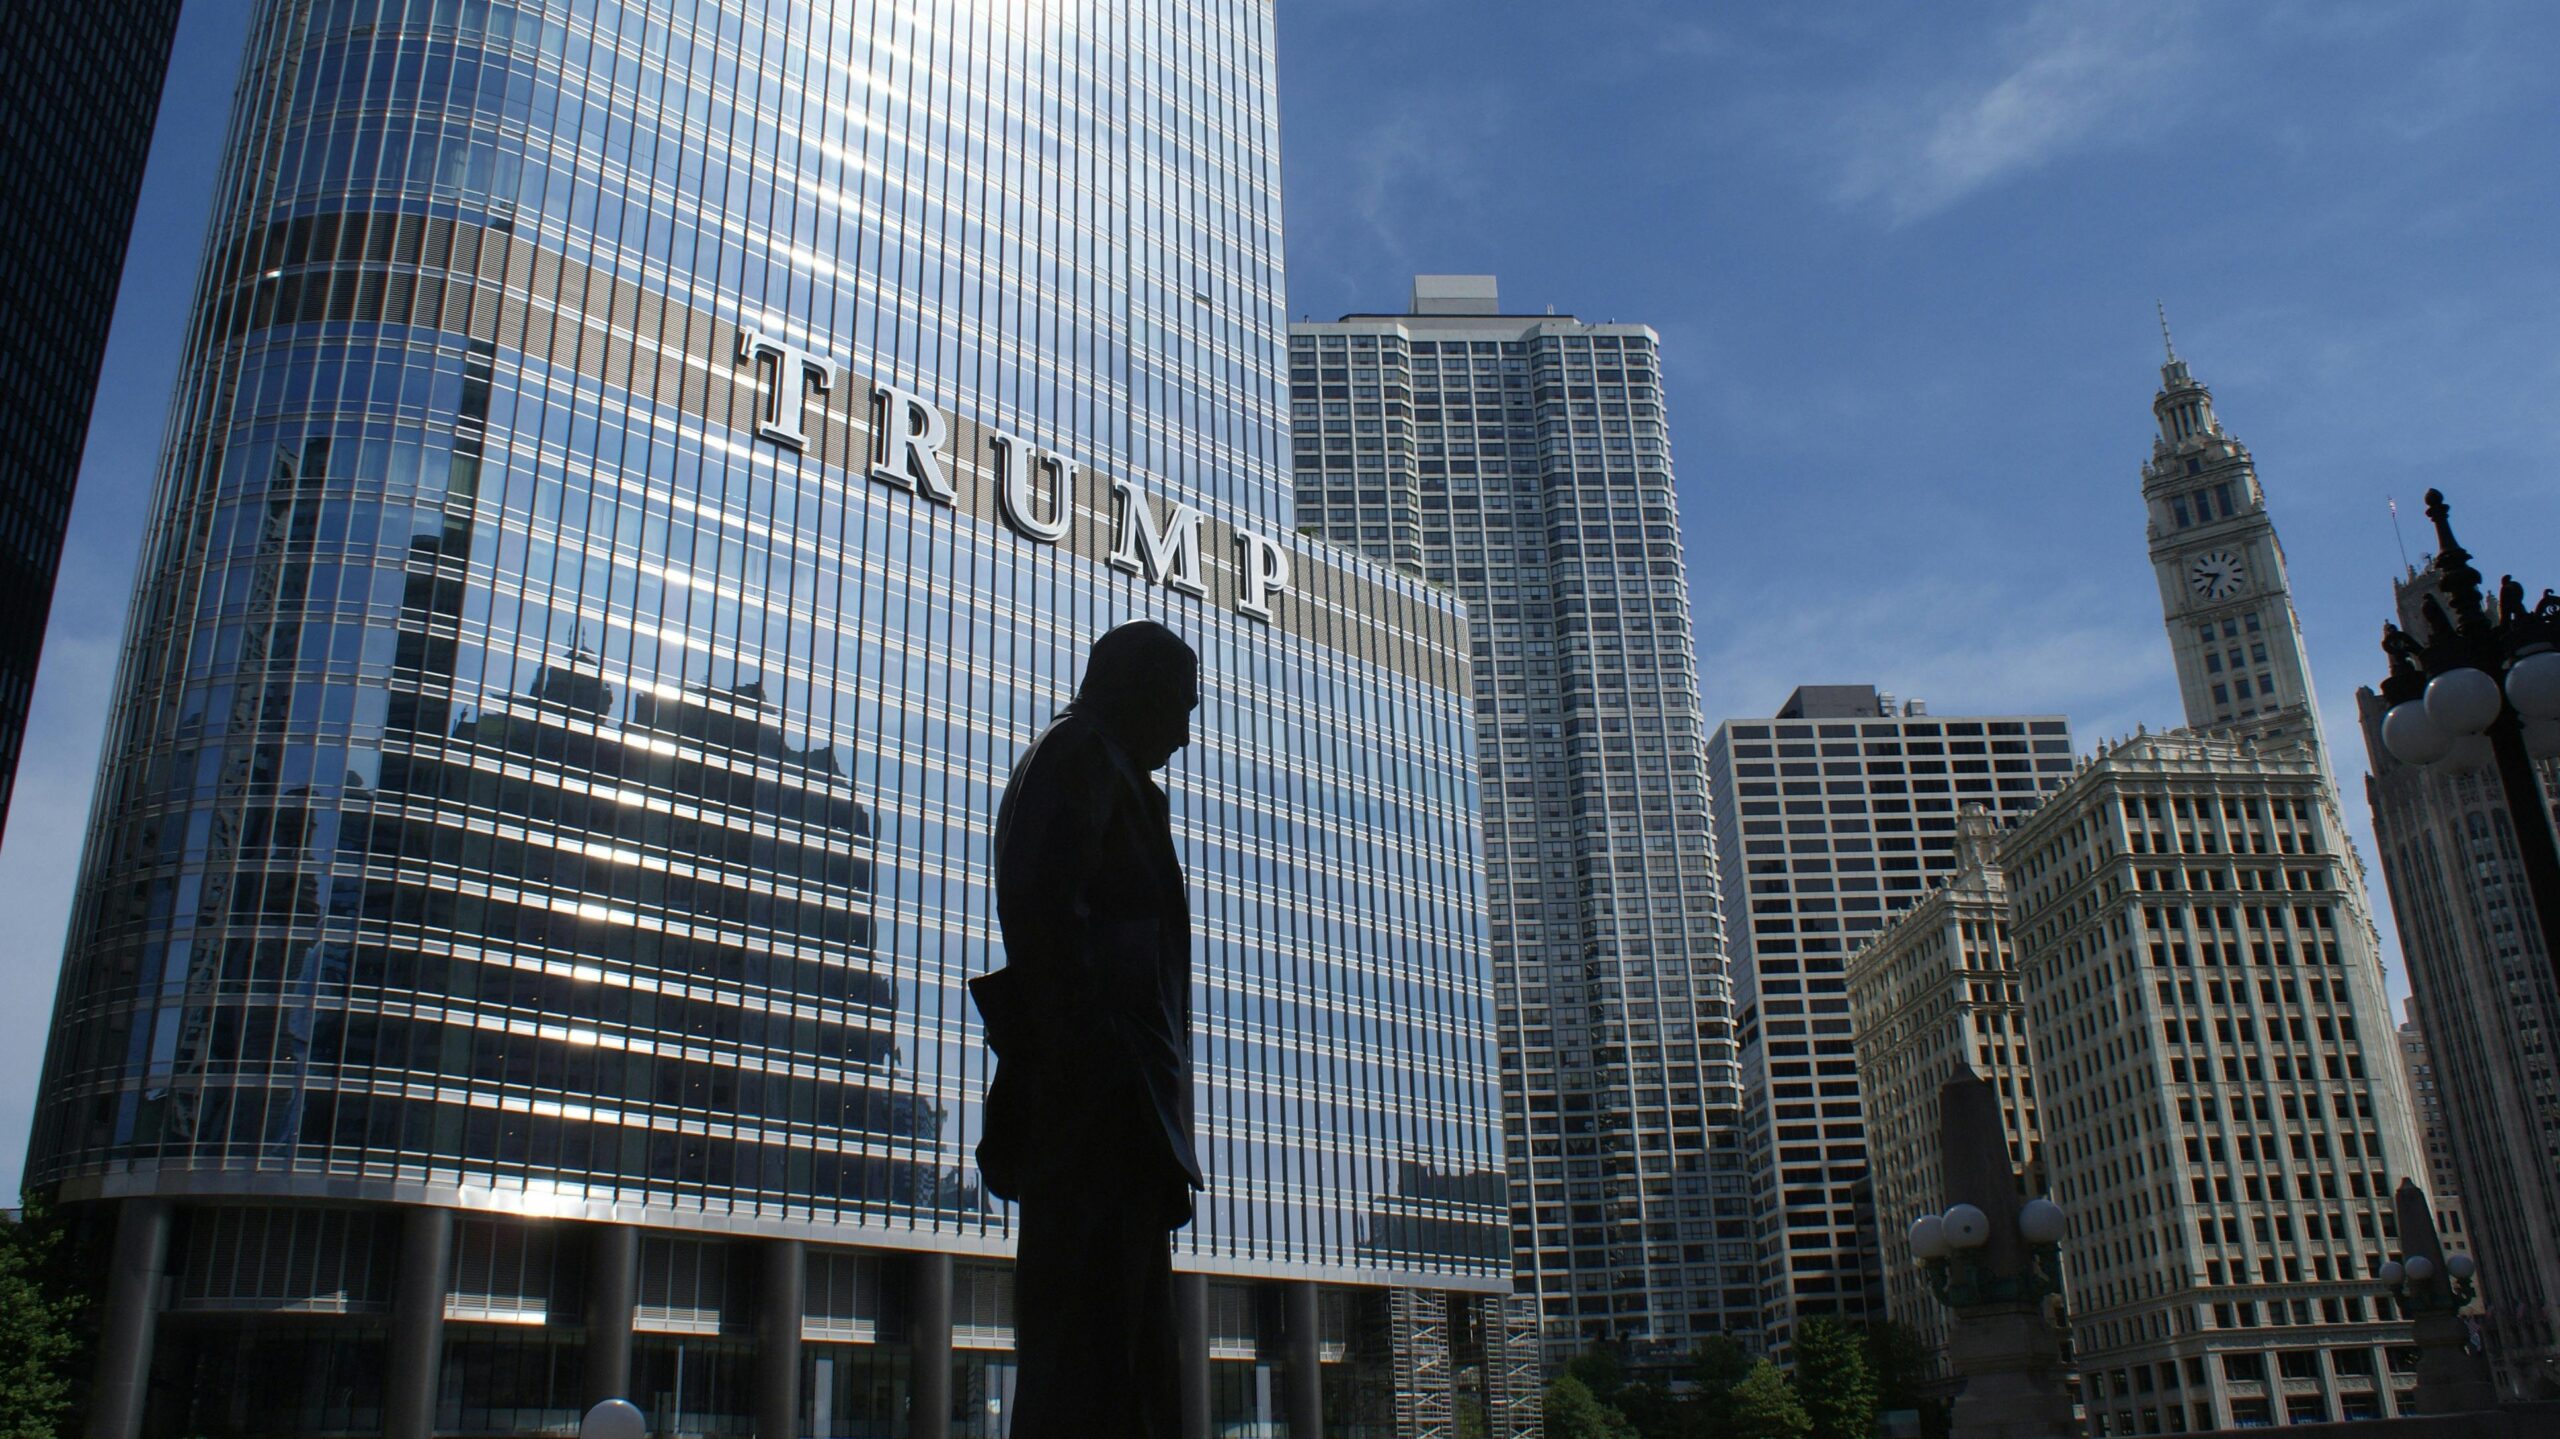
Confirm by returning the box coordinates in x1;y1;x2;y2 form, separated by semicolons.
0;0;182;842
1708;686;2073;1359
27;2;1513;1435
1293;278;1747;1366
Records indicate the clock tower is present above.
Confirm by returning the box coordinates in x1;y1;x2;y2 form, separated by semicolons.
2142;332;2328;758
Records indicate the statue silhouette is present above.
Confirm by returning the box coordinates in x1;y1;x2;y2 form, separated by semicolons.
973;621;1203;1439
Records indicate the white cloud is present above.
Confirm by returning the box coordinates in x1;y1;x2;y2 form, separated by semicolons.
1827;2;2199;224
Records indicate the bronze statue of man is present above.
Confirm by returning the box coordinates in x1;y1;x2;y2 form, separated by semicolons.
972;621;1203;1439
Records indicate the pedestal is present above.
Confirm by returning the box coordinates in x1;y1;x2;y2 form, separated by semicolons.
1945;1300;2077;1439
2411;1308;2499;1415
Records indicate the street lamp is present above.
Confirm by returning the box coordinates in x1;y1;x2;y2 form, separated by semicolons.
2376;489;2560;992
2372;1179;2496;1414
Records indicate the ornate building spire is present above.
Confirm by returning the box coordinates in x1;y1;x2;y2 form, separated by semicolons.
2139;339;2329;759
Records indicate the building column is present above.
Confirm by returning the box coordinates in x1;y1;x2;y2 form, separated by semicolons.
1176;1271;1211;1439
584;1222;638;1406
84;1197;172;1439
1283;1280;1324;1439
384;1205;454;1439
909;1251;952;1439
757;1238;805;1439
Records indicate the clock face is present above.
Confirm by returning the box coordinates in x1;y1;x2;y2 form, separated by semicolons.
2188;549;2248;601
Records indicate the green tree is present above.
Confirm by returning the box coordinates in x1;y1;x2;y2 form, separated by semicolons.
1726;1360;1814;1439
1793;1318;1879;1439
1858;1319;1950;1439
1679;1335;1759;1436
1564;1344;1626;1403
0;1198;83;1439
1543;1373;1638;1439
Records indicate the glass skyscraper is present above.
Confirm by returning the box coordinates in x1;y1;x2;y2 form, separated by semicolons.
26;3;1525;1436
1291;278;1750;1364
0;0;184;841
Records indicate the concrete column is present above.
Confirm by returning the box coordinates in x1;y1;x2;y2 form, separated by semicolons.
384;1206;455;1439
1283;1280;1323;1439
757;1238;805;1439
84;1198;172;1439
584;1222;639;1406
1176;1271;1211;1439
909;1251;952;1439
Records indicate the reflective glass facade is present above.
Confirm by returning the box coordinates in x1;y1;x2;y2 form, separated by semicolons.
29;0;1506;1301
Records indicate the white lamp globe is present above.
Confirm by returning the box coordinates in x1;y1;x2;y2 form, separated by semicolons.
1943;1204;1991;1249
2426;667;2505;737
1909;1215;1948;1260
2018;1198;2067;1246
2383;701;2456;766
2405;1254;2438;1283
2525;719;2560;761
2432;733;2495;777
2378;1260;2405;1285
2446;1254;2478;1281
2509;650;2560;722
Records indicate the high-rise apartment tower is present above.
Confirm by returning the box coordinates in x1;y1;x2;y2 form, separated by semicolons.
1708;685;2073;1356
28;6;1523;1437
0;0;184;840
1291;277;1748;1361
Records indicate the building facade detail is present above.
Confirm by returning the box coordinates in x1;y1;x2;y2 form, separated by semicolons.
2140;347;2326;758
2003;732;2426;1432
1708;686;2073;1358
1845;805;2044;1387
2357;566;2560;1396
26;4;1513;1435
1292;278;1745;1362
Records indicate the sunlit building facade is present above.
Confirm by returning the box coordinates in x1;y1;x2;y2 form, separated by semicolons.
1291;278;1750;1364
25;2;1524;1436
2005;732;2425;1432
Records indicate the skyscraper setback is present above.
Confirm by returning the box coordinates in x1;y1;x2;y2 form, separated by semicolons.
1292;278;1750;1359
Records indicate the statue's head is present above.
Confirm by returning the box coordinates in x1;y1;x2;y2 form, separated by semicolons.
1078;621;1200;771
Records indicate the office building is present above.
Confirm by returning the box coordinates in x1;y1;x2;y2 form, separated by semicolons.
1707;685;2072;1357
0;0;184;841
2004;731;2425;1431
1291;278;1749;1362
26;4;1526;1436
1844;805;2043;1386
2358;570;2560;1395
2393;1002;2466;1246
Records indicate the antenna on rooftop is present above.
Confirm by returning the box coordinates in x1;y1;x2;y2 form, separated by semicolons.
2156;302;2178;363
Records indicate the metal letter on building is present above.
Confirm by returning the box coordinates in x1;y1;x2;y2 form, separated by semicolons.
1108;476;1206;597
737;328;839;450
989;431;1077;544
869;381;956;502
1233;530;1291;621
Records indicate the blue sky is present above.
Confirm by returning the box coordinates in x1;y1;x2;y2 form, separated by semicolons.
5;0;2556;1192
